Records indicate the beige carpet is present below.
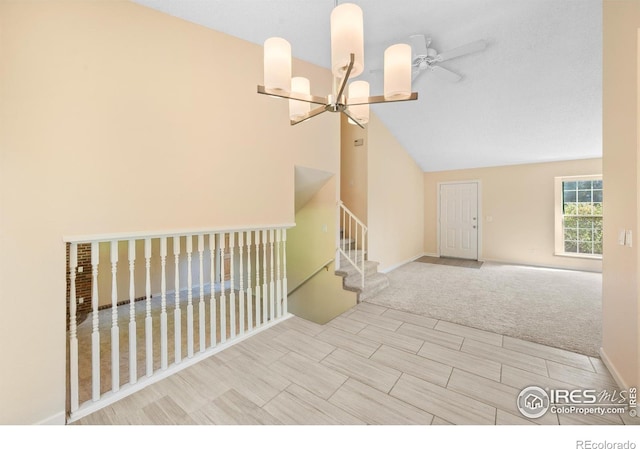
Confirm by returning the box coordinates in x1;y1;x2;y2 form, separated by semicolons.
366;261;602;356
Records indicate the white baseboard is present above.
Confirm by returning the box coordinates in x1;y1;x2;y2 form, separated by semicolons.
481;257;602;273
423;252;439;258
37;411;66;425
380;254;425;274
599;347;630;391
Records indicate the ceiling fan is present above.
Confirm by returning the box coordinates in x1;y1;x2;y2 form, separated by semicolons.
409;34;487;83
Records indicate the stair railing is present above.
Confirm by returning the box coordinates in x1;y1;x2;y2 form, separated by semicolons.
64;224;293;423
337;201;367;289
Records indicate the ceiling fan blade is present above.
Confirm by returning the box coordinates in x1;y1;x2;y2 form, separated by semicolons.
409;34;428;57
437;39;487;62
432;65;463;83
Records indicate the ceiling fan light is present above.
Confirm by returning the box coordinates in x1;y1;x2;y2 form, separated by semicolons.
330;3;364;78
289;77;311;120
264;37;291;91
384;43;412;100
348;80;369;125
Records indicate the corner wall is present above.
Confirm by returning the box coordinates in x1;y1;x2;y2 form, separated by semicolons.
367;113;425;272
424;158;603;272
340;114;368;224
0;0;339;424
601;0;639;389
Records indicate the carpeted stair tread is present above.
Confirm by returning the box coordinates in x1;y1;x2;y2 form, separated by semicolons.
342;272;390;301
339;238;355;249
335;260;379;278
339;250;366;265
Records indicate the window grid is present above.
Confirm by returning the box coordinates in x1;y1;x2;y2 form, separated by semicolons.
562;179;603;256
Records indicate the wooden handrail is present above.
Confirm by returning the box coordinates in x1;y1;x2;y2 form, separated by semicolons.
288;258;335;296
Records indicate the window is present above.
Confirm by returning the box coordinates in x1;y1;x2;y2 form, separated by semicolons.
554;175;603;258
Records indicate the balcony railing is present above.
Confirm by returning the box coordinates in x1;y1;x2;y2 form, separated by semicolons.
65;224;292;422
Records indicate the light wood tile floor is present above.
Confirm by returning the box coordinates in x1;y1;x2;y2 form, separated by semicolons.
72;303;639;426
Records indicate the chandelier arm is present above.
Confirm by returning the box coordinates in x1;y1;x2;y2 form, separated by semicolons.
341;109;365;129
257;86;327;105
347;92;419;106
290;105;328;126
335;53;355;102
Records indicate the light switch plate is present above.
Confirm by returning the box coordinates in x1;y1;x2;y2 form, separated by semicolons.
619;230;626;246
626;230;633;247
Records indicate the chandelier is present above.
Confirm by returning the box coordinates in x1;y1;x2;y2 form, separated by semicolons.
256;2;418;128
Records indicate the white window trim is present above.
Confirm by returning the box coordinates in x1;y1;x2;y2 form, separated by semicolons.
554;174;603;260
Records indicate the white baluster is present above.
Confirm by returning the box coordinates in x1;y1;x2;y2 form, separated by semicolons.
198;234;205;353
282;229;288;315
219;233;227;343
355;223;358;257
90;242;100;401
144;238;153;377
246;231;253;332
128;239;137;385
186;235;194;358
342;208;346;252
160;237;168;370
173;236;181;364
269;229;275;322
209;234;217;348
276;229;282;318
110;240;120;393
349;218;352;261
229;232;236;338
361;226;365;289
255;231;261;327
238;232;245;336
69;243;79;412
262;230;268;323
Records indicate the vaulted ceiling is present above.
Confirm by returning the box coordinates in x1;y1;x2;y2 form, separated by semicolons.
132;0;602;172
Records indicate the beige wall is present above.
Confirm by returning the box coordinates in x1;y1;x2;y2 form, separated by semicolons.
424;158;603;272
0;0;340;424
287;178;356;323
340;114;368;224
601;0;639;389
367;113;425;272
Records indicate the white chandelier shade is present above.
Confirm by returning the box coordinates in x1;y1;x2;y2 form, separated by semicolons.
384;43;412;99
263;37;291;91
289;77;311;120
257;3;417;128
348;80;370;125
330;3;364;78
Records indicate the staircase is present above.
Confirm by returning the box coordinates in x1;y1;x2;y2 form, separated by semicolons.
335;238;390;302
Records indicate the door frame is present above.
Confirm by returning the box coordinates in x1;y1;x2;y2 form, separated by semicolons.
437;180;483;260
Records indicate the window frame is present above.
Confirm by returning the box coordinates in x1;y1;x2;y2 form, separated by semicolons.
554;174;603;260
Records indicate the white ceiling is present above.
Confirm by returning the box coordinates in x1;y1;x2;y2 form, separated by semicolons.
132;0;602;172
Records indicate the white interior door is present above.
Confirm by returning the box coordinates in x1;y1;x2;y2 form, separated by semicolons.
439;182;479;260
